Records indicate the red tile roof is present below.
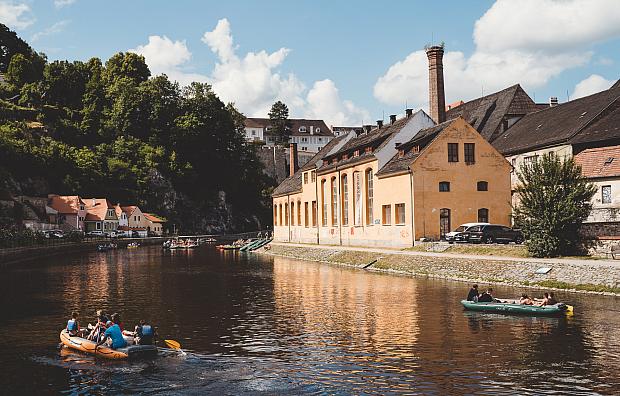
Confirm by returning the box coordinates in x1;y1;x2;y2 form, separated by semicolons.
47;195;84;214
143;213;165;223
84;198;115;221
575;145;620;179
115;204;138;217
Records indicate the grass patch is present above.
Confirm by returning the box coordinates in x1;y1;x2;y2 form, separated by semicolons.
445;244;529;257
535;280;620;294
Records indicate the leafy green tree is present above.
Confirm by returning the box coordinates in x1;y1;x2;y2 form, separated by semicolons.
514;152;596;257
103;52;150;86
42;60;88;109
80;58;106;143
6;53;44;87
268;100;291;145
0;23;39;72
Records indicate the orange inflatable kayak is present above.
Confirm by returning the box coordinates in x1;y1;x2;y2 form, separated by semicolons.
60;330;157;359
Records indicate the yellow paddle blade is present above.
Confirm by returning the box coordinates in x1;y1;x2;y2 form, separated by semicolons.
164;339;181;349
566;305;574;316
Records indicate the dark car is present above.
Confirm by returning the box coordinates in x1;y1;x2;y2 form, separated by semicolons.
459;224;524;244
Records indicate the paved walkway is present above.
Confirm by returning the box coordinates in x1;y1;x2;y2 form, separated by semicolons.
272;242;620;269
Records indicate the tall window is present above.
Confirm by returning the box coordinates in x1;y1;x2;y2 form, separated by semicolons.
331;177;338;225
365;169;374;225
464;143;475;164
395;203;406;225
311;171;316;183
290;202;295;225
602;185;612;204
297;201;301;225
279;204;283;226
285;203;289;226
304;202;309;228
312;201;317;227
478;208;489;223
341;174;349;226
477;181;488;191
321;179;328;226
382;205;391;225
304;173;308;184
353;171;362;226
448;143;459;162
273;205;277;225
440;208;451;239
439;181;450;192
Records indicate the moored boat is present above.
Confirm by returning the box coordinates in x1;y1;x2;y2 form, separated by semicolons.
461;300;569;316
60;330;157;359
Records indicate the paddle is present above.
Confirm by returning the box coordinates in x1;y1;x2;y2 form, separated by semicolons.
164;339;181;350
565;305;574;315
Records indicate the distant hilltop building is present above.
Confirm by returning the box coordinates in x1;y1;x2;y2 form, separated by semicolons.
244;118;335;153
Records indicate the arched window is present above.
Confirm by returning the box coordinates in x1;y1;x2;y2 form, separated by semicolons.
274;205;277;226
284;203;289;226
279;204;283;226
440;208;451;239
297;201;301;226
321;179;328;226
477;181;488;191
331;177;338;225
353;171;362;226
439;181;450;192
290;202;295;225
478;208;489;223
365;168;374;225
341;174;349;226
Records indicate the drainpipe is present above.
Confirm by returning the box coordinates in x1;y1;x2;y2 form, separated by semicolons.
408;165;416;247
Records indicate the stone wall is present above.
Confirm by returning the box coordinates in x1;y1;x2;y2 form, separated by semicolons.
581;222;620;238
257;146;314;184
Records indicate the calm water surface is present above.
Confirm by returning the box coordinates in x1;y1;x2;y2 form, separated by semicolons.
1;246;620;394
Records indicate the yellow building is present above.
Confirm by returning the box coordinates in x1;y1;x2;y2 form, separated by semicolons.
273;116;512;247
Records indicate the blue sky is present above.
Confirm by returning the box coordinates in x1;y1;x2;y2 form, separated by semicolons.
3;0;620;125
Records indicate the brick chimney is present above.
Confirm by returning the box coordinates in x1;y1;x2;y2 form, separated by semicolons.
426;44;446;124
405;108;413;118
389;114;397;124
376;120;383;129
289;143;298;177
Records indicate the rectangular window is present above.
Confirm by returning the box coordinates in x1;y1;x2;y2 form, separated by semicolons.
395;203;406;225
96;222;101;230
341;175;349;226
312;201;317;227
285;203;289;226
464;143;475;164
311;171;316;183
331;177;338;225
304;202;309;228
439;181;450;192
602;185;612;204
365;169;374;225
448;143;459;162
523;155;538;166
511;158;516;173
382;205;391;225
304;173;308;184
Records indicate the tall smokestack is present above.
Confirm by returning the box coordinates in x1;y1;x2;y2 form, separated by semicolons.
425;44;446;124
289;143;298;177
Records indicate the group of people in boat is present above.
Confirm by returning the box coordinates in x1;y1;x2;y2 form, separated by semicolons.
66;310;157;350
467;284;559;306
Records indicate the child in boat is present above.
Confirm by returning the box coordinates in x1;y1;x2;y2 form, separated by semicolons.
66;312;81;336
535;292;550;306
98;320;127;350
134;320;156;345
519;294;534;305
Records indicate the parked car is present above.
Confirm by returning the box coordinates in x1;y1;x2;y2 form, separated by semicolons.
445;222;489;243
43;230;64;238
458;224;524;244
86;230;105;237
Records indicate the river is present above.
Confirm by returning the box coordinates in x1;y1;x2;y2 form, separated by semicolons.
1;245;619;394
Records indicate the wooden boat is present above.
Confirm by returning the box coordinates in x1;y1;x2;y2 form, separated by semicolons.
461;300;569;316
60;330;157;359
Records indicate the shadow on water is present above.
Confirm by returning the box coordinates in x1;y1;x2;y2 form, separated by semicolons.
1;245;620;394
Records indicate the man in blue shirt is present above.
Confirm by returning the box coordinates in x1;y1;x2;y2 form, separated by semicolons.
98;321;127;349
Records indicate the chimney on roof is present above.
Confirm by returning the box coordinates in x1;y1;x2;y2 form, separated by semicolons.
395;142;402;148
549;97;558;107
377;120;383;129
425;44;446;124
405;108;413;118
363;125;372;134
389;114;397;125
289;143;299;177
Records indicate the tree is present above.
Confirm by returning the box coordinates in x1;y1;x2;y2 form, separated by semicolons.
103;52;150;86
514;152;596;257
0;23;39;73
5;53;44;88
268;100;291;145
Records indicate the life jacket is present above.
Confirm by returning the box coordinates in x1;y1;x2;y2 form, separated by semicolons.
67;319;78;332
141;325;153;336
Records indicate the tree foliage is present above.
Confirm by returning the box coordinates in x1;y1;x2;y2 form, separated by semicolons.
514;152;596;257
0;23;272;232
268;100;291;145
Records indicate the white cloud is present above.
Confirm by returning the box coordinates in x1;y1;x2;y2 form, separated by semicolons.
54;0;76;8
375;0;620;109
31;20;69;42
572;74;615;99
129;35;207;86
0;1;35;29
306;79;371;126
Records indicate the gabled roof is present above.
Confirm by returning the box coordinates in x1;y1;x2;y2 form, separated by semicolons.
245;118;334;137
84;198;115;221
493;87;620;155
376;120;453;177
47;195;85;214
446;84;539;143
115;204;138;217
612;79;620;90
144;213;165;223
575;145;620;179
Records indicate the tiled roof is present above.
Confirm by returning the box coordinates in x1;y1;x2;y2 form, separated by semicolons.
47;195;84;214
84;198;115;221
493;87;620;155
271;172;303;197
144;213;165;223
376;120;453;177
244;118;334;137
446;84;539;143
575;145;620;179
115;204;137;217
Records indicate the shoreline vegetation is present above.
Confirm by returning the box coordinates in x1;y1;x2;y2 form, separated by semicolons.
259;243;620;296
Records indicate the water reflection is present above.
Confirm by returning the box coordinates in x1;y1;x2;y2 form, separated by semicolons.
0;247;619;394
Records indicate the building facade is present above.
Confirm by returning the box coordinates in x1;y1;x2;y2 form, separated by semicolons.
47;195;87;230
244;118;335;153
84;198;118;233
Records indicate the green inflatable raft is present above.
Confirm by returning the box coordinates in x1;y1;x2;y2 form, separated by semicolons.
461;300;569;316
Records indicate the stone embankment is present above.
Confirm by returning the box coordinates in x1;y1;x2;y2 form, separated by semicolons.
260;243;620;296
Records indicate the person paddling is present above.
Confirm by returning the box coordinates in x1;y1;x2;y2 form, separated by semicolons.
97;320;127;350
547;292;558;305
478;288;495;303
134;320;157;345
467;284;479;302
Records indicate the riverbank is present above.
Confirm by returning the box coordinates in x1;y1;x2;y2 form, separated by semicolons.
0;237;167;266
259;243;620;296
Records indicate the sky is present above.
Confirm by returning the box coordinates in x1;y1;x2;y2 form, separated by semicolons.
2;0;620;126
